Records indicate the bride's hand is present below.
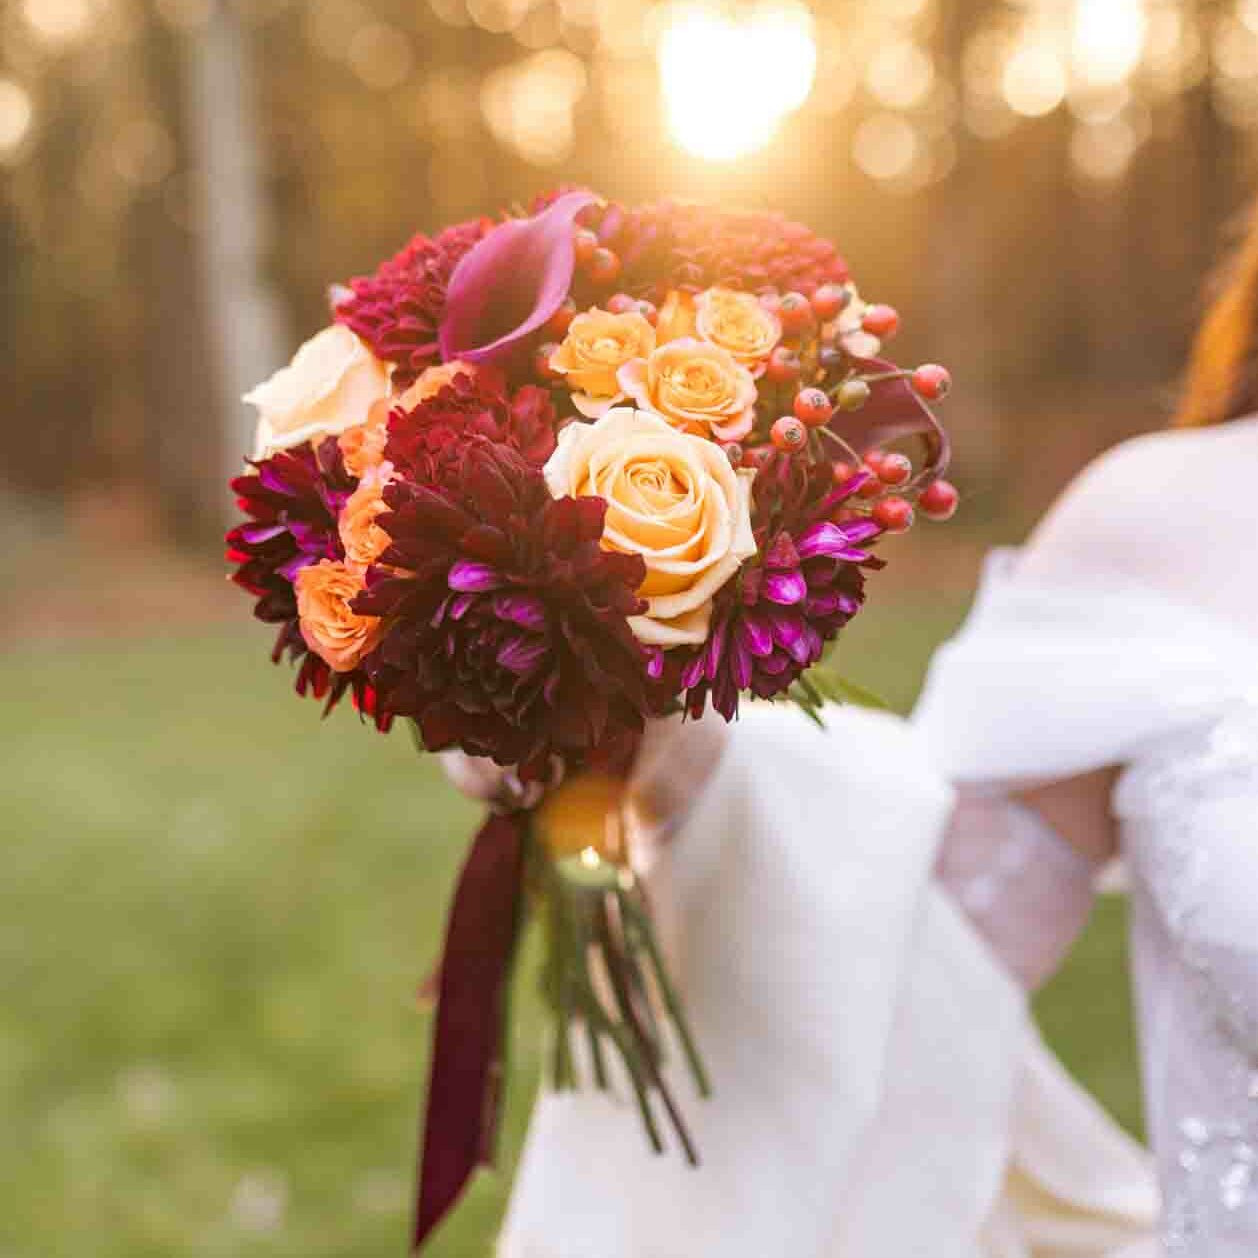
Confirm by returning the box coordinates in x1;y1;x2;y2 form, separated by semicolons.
439;713;730;843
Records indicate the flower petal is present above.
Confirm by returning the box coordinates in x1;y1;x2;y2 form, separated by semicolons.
439;190;598;366
448;561;503;592
762;571;807;605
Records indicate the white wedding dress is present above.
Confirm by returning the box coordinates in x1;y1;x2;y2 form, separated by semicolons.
915;417;1258;1256
498;699;1157;1257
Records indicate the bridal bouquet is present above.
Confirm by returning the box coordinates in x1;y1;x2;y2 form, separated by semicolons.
227;189;957;1248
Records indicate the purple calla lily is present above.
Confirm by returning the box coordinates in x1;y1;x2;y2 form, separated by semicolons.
438;190;598;367
833;356;952;482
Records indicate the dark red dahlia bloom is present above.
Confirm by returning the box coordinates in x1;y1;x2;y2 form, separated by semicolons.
334;218;491;390
680;467;884;720
354;438;663;776
226;439;387;725
544;195;850;302
385;371;556;482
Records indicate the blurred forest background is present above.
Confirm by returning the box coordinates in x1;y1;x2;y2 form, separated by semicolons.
2;0;1254;1253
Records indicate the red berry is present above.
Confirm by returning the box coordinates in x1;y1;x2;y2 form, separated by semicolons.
722;442;744;467
545;297;576;338
831;460;855;484
863;448;886;474
534;341;562;381
873;496;914;532
778;291;814;334
633;299;658;325
861;304;900;339
793;387;832;427
741;445;774;470
857;467;884;499
911;363;952;401
606;292;636;314
837;378;871;411
771;416;808;452
810;283;850;321
877;452;912;486
765;346;802;384
586;247;621;285
919;478;960;521
574;228;599;264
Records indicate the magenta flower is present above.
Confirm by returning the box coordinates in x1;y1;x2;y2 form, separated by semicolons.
438;190;597;367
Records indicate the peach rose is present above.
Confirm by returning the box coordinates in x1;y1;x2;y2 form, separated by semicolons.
295;559;382;673
395;358;479;410
617;339;757;444
338;397;390;478
245;324;390;461
338;465;394;570
543;407;756;646
549;310;656;418
654;290;698;344
695;287;781;376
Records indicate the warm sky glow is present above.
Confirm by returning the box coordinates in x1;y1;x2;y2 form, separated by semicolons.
658;2;816;162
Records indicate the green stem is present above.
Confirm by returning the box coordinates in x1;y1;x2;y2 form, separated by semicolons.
620;891;712;1100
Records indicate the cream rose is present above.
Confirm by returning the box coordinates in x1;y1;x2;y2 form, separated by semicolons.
544;407;756;646
245;324;390;461
617;338;757;444
695;287;781;376
549;309;656;418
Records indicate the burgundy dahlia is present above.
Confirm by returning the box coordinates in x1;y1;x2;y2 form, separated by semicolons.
354;438;663;777
386;371;556;483
334;218;491;390
227;439;384;723
681;521;880;720
553;196;850;302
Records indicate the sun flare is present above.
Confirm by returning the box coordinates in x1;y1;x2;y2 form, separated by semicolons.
658;2;817;162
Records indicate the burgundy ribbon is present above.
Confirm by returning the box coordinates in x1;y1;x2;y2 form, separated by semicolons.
413;811;526;1250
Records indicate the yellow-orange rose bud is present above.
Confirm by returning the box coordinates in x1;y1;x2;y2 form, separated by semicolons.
294;559;382;673
654;290;698;344
549;309;656;418
617;338;757;444
245;325;390;461
695;287;782;377
338;397;390;479
543;407;756;647
338;466;393;570
395;359;480;410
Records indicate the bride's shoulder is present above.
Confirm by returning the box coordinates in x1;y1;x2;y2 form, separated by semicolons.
1020;417;1258;581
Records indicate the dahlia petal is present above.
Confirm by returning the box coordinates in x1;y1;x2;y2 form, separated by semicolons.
497;635;548;675
763;533;801;570
737;614;775;658
439;190;598;366
448;561;503;592
730;639;754;689
796;521;871;560
492;593;547;632
770;612;803;651
762;571;807;606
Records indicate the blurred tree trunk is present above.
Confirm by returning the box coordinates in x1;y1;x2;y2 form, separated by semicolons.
181;0;288;520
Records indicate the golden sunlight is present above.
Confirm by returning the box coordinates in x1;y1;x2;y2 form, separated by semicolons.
658;2;816;162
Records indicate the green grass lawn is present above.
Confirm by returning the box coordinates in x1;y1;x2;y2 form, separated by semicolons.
0;603;1140;1256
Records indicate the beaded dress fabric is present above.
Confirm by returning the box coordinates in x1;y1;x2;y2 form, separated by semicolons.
916;417;1258;1256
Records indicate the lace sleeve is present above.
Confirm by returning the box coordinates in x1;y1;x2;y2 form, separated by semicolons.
934;790;1101;991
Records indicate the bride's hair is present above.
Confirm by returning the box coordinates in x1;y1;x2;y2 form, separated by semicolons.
1178;200;1258;426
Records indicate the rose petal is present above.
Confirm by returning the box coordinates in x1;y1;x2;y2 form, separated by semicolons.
438;190;598;366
